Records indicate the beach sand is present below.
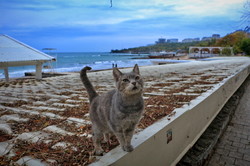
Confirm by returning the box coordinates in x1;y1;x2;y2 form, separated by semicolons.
0;57;250;165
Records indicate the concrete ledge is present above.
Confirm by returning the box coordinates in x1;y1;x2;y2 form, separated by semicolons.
90;63;250;166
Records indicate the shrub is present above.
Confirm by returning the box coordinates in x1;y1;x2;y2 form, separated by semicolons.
240;38;250;55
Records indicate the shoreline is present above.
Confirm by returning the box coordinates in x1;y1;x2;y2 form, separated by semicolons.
1;56;248;82
0;55;192;82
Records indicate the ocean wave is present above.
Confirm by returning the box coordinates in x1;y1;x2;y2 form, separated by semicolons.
91;54;101;57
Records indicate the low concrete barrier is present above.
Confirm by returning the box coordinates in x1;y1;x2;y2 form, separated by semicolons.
91;62;250;166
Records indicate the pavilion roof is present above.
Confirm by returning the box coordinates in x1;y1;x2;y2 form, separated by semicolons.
0;34;54;65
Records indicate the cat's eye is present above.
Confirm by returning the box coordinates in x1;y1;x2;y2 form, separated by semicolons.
135;76;140;80
123;79;129;82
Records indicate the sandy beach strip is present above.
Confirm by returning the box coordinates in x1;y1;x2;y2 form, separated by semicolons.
0;57;250;165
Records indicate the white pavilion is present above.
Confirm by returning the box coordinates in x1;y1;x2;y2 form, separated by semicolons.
0;34;55;82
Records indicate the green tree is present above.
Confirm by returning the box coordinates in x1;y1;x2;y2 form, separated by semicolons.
221;47;233;56
240;38;250;55
233;45;242;54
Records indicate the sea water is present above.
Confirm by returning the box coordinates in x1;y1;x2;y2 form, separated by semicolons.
0;52;152;79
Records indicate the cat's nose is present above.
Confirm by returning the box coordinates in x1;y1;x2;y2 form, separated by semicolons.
132;82;136;86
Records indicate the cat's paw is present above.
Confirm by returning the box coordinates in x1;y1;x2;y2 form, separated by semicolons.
122;145;134;152
94;148;104;156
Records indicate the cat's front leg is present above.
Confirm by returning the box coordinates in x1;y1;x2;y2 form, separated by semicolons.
122;128;135;152
114;132;128;151
93;132;104;155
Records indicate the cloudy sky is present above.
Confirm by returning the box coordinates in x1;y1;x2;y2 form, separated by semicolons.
0;0;247;52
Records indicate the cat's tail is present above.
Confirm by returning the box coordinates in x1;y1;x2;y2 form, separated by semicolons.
80;66;98;103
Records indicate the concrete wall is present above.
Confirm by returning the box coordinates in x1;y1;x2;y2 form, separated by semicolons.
90;64;250;166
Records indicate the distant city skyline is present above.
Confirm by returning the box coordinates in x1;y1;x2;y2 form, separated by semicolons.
155;33;221;44
0;0;247;52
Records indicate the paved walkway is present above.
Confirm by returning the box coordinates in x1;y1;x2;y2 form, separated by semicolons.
207;79;250;166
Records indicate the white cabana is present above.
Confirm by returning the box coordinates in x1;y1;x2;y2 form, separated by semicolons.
0;34;55;82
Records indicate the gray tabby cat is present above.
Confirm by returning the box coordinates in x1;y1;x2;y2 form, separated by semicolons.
80;64;144;155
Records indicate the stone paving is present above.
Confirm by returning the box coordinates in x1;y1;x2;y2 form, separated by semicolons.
207;77;250;166
0;57;250;165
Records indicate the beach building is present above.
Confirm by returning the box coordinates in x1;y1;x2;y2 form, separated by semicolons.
155;38;166;44
0;34;55;82
167;38;178;43
212;34;220;39
182;38;200;43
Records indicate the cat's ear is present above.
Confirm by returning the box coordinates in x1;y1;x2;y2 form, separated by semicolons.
113;67;122;82
133;64;140;75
